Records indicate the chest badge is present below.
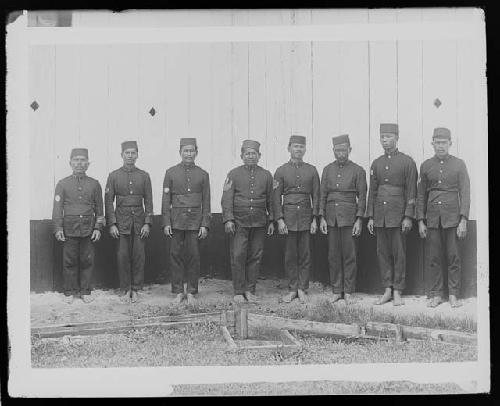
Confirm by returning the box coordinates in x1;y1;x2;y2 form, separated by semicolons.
54;194;61;202
273;179;280;190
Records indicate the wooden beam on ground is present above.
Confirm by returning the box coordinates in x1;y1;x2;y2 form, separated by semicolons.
248;313;361;337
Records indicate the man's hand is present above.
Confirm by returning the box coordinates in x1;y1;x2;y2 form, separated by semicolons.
198;226;208;239
277;218;288;235
418;220;427;239
224;221;235;235
267;222;275;236
457;218;467;240
310;219;318;235
55;230;66;242
163;225;173;238
91;229;101;242
109;225;120;239
367;218;375;235
140;224;151;239
352;218;362;237
320;217;328;235
401;217;413;234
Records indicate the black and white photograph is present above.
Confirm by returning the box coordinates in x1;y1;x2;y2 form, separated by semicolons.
6;8;489;397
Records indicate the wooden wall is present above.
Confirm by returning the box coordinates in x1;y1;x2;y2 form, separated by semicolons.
28;9;483;295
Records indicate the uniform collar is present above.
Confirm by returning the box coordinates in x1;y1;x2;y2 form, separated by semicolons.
434;154;451;162
244;164;258;171
288;159;304;167
72;173;87;180
334;159;350;167
180;161;196;168
121;165;137;173
384;148;399;157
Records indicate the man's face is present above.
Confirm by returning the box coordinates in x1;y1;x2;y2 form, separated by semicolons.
70;155;89;174
180;145;198;163
380;133;398;151
122;148;138;165
432;138;451;158
288;143;306;160
333;143;351;163
241;148;260;166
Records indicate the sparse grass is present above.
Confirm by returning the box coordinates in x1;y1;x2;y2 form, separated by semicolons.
171;381;467;396
31;321;477;368
272;299;477;333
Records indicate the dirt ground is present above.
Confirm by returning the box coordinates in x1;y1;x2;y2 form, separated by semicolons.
31;277;477;328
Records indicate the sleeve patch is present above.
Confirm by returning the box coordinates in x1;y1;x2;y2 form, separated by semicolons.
370;169;374;176
105;187;110;193
408;198;415;205
223;178;233;192
164;187;170;194
273;179;280;190
54;195;61;202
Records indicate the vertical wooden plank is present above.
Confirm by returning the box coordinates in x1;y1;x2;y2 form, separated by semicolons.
107;44;141;170
138;44;168;214
52;45;81;208
78;45;109;185
29;45;56;220
368;10;398;164
396;10;424;168
188;43;212;181
456;38;478;220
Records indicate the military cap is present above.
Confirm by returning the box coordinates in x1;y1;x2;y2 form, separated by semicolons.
180;138;197;148
121;140;138;152
432;127;451;140
380;123;399;135
332;134;350;146
289;135;306;145
70;148;88;159
241;139;261;152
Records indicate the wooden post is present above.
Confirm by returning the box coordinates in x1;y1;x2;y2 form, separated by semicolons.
240;308;248;339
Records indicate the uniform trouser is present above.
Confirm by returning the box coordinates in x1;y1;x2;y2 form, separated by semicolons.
426;226;461;297
117;229;145;292
63;236;94;296
229;226;266;295
375;227;406;291
170;229;200;294
328;226;358;294
285;230;311;292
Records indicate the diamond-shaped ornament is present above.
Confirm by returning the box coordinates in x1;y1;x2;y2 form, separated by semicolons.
149;107;156;116
434;98;442;108
30;101;39;111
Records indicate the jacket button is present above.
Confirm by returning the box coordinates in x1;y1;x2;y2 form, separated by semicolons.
187;188;191;192
440;161;444;164
188;209;191;213
438;201;442;204
250;207;253;210
335;203;338;207
79;215;83;218
336;184;339;187
130;191;133;194
131;211;135;215
388;155;391;159
78;187;82;191
297;206;300;209
438;180;442;183
129;181;132;185
385;166;389;170
251;191;254;194
337;174;341;178
250;199;253;202
384;179;388;182
383;201;387;205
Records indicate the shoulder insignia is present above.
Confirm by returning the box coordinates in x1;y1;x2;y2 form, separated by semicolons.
105;187;110;193
54;195;61;202
223;178;233;192
164;187;170;194
273;179;280;190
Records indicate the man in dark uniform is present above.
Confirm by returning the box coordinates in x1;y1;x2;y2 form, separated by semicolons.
221;139;275;304
319;135;367;304
52;148;105;304
273;135;320;304
162;138;211;305
417;127;470;308
105;141;154;303
366;123;417;306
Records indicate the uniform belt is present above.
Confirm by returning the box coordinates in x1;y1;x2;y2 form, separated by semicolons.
171;205;201;209
428;188;459;193
327;192;356;203
116;195;143;207
377;184;404;196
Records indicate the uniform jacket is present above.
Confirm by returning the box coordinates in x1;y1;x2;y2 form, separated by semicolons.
319;160;367;227
161;162;211;230
221;164;274;227
105;165;154;235
416;154;470;228
52;174;105;238
273;160;320;231
366;149;418;227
